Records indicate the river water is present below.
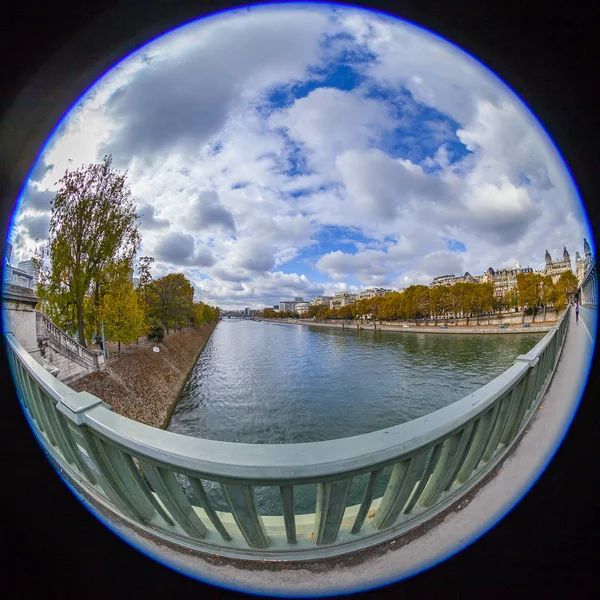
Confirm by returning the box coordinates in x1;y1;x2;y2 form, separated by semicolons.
166;320;543;515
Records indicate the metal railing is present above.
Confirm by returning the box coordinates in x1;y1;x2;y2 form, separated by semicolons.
6;307;570;560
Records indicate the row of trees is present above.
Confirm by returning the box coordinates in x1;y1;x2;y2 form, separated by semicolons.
34;156;219;351
260;272;578;323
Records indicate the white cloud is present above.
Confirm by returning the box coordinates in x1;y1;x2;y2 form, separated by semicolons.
9;4;590;309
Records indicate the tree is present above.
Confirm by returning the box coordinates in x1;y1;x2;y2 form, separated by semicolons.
539;275;556;321
45;155;140;346
147;320;165;342
554;271;578;309
99;275;146;353
147;273;194;333
191;300;219;324
516;272;540;315
136;256;155;316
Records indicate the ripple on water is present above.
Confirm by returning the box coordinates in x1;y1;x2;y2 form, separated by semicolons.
168;321;543;444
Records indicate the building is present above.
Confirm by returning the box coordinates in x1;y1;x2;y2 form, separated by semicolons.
310;296;332;307
429;275;456;288
575;238;594;286
490;264;533;299
455;272;479;284
279;301;297;312
293;297;304;303
329;292;357;309
358;288;392;300
16;258;40;291
543;247;573;284
4;264;34;289
3;250;36;290
481;267;495;284
295;302;311;316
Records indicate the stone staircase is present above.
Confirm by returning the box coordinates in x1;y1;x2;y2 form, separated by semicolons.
36;312;104;384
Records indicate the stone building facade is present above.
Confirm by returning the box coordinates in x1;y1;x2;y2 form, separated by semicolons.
310;296;333;307
429;274;457;288
575;238;593;286
329;292;357;309
490;265;533;299
543;247;572;284
358;288;392;300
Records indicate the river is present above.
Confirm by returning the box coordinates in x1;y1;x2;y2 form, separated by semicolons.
166;320;543;515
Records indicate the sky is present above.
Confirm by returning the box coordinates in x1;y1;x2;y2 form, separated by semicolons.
8;3;593;310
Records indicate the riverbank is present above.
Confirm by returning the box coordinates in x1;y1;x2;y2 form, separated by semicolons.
69;321;218;429
262;319;553;334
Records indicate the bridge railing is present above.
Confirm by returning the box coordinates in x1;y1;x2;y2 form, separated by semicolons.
5;307;570;560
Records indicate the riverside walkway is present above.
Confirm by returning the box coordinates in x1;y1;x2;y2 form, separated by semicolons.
5;304;595;596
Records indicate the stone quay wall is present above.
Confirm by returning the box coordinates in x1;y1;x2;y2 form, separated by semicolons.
70;321;217;429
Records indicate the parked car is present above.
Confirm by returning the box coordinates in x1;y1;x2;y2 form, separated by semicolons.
499;324;508;329
403;324;410;328
439;325;448;329
523;323;531;328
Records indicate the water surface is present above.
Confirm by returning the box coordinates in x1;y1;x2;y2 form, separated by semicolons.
169;320;543;443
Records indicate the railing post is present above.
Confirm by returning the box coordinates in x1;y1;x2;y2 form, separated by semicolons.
221;484;269;548
314;479;351;545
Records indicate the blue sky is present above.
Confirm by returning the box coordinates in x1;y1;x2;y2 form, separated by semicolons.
9;3;590;309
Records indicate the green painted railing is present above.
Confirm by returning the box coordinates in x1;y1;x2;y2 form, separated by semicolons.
5;307;570;560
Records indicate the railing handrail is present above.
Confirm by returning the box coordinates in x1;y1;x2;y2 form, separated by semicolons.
7;311;565;484
38;312;97;361
6;305;571;559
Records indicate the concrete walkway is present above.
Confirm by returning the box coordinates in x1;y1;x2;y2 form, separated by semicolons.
70;306;597;597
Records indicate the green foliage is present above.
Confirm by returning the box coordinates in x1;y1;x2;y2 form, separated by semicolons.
190;300;220;324
99;270;146;352
44;155;140;346
516;272;543;309
259;280;533;322
146;273;194;333
147;319;165;342
136;256;155;318
554;271;578;309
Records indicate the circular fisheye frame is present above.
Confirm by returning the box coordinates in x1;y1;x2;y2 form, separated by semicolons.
2;2;596;597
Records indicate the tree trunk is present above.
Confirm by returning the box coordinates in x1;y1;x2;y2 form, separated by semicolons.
118;340;121;353
543;305;546;323
76;300;86;347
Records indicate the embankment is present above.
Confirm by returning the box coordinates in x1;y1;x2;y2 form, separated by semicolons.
264;319;553;334
69;321;217;429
